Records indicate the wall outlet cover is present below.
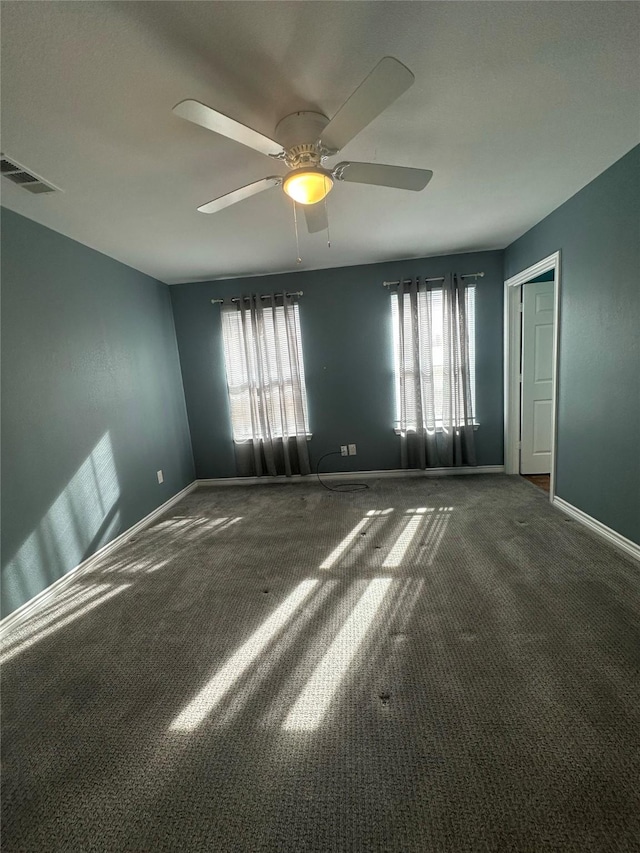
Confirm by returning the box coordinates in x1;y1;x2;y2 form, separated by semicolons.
348;444;357;456
340;445;348;456
157;470;164;484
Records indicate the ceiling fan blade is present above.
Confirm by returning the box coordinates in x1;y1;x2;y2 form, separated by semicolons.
333;162;433;191
173;99;284;159
303;202;328;234
319;57;415;152
197;177;282;214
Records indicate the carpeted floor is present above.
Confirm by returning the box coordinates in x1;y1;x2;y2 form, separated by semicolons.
2;475;639;852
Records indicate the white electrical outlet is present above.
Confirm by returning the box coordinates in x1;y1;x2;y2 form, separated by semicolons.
340;445;348;457
157;470;164;484
348;444;357;456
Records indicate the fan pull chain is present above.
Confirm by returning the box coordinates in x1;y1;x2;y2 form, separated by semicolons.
324;178;331;248
325;199;331;249
292;202;302;265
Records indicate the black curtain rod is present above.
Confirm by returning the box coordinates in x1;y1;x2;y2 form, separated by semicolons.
210;290;303;305
383;272;484;287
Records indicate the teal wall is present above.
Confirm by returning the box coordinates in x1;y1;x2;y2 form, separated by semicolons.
505;144;640;545
1;209;195;617
170;251;505;479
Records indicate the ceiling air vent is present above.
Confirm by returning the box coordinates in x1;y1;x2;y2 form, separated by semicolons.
1;157;21;173
6;171;39;185
0;154;59;194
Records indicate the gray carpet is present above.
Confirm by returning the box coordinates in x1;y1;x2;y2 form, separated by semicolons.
2;475;639;852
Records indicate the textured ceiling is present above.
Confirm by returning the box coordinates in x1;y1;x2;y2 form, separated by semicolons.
1;1;638;284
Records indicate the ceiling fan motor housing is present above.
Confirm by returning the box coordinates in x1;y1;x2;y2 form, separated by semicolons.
275;111;330;168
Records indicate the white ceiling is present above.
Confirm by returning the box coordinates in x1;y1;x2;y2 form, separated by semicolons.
1;2;638;284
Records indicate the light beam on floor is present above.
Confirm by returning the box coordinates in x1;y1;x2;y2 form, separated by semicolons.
0;583;115;653
1;583;131;664
383;508;431;568
282;577;393;731
423;508;453;564
319;510;393;570
169;578;319;732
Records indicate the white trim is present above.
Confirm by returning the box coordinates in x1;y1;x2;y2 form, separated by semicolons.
234;434;313;444
552;496;640;562
393;423;480;434
504;251;561;504
0;482;197;632
197;466;504;487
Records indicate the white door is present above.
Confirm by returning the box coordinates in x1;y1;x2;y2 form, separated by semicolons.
520;280;555;474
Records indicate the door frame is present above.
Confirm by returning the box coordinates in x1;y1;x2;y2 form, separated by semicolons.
504;251;561;501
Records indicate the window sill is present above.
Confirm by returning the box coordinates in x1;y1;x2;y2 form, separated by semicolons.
233;434;313;444
394;423;480;435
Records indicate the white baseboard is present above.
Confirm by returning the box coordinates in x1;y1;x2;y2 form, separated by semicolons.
552;496;640;562
198;465;504;487
1;481;197;633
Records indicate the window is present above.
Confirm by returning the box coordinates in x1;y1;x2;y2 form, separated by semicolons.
221;303;310;442
391;285;476;431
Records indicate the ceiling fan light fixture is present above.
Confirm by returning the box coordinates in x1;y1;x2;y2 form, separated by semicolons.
283;168;333;205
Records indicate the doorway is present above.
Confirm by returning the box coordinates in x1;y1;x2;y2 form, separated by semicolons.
521;273;554;476
504;252;561;502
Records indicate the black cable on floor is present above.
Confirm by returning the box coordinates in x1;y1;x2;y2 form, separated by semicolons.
316;450;369;492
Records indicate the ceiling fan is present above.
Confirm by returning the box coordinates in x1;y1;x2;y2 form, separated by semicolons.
173;57;433;234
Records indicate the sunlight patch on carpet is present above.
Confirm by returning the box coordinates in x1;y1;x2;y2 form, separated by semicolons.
169;578;319;731
282;577;393;731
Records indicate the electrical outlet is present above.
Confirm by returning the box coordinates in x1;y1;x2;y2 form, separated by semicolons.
340;445;348;457
157;470;164;484
348;444;357;456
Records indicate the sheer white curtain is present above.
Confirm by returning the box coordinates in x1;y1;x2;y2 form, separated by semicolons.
393;274;477;468
221;293;311;477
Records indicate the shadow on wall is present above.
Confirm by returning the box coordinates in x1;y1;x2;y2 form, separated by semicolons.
1;432;121;618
